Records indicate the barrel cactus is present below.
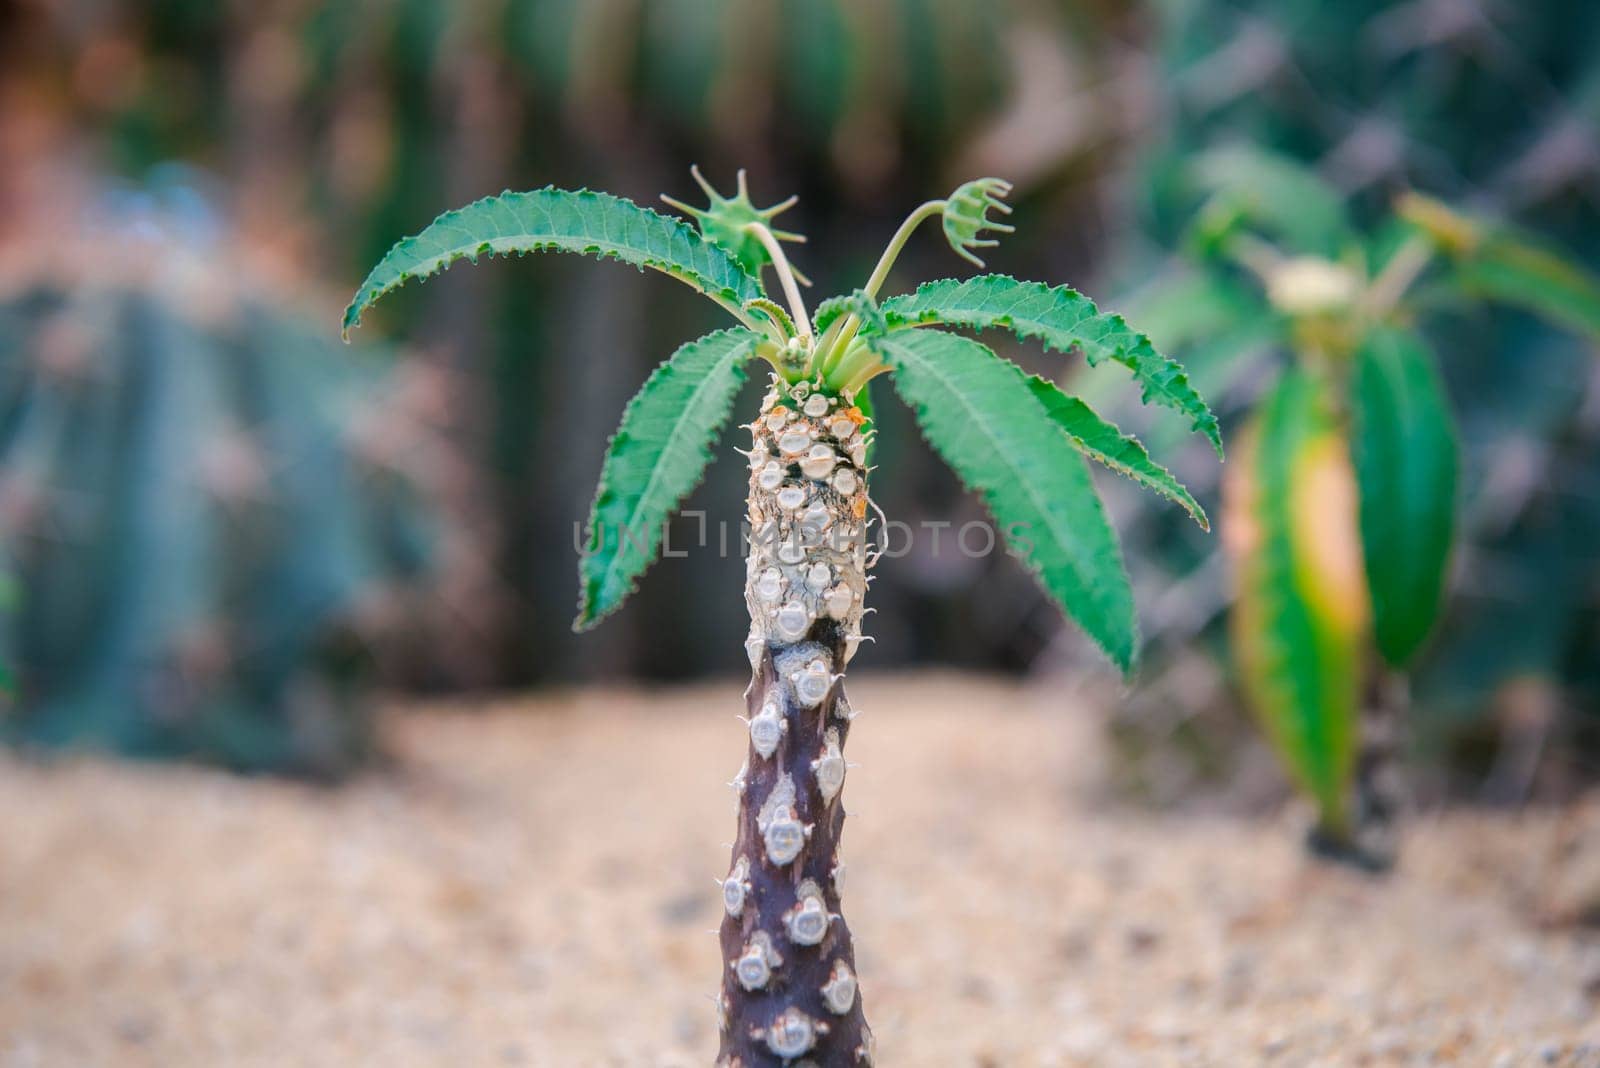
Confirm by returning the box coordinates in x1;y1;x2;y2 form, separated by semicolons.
345;170;1218;1064
0;260;435;776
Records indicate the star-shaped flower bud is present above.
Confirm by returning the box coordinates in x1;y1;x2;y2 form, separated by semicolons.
663;166;809;283
942;177;1015;268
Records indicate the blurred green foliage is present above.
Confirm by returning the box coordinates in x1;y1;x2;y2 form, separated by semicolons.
1100;0;1600;802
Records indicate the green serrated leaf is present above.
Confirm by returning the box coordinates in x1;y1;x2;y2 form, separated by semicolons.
1230;370;1365;834
864;328;1138;672
344;187;762;336
575;328;759;628
1352;327;1458;667
813;295;850;335
876;275;1223;456
1024;377;1208;530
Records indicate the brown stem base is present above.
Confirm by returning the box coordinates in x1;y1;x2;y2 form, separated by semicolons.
715;626;872;1066
1309;671;1407;874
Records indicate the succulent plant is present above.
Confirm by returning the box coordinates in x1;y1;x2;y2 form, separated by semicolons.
345;168;1217;1064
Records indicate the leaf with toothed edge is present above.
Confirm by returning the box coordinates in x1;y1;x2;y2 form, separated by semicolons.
343;187;762;336
864;328;1139;672
576;328;761;629
1024;377;1209;530
874;275;1223;456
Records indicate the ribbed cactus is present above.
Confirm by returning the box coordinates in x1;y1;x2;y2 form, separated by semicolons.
0;236;436;776
346;169;1216;1064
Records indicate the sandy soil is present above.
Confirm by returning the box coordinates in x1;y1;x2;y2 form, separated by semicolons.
2;673;1599;1067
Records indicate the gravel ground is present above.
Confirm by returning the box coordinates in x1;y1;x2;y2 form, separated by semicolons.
2;673;1599;1067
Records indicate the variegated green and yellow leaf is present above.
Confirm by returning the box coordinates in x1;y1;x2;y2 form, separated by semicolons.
1457;233;1600;341
1228;370;1367;833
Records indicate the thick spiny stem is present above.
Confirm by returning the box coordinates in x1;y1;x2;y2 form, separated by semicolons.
717;376;874;1067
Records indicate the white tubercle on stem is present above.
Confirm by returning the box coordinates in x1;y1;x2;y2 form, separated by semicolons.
743;376;869;654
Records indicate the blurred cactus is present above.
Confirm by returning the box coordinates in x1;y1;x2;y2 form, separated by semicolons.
0;187;437;776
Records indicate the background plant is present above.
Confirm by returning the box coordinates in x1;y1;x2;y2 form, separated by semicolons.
1082;0;1600;810
1110;150;1600;858
0;187;439;776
